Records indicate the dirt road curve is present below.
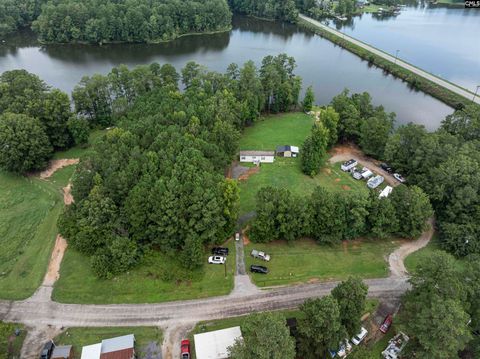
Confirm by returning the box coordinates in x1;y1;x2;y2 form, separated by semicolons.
299;14;479;105
0;156;433;358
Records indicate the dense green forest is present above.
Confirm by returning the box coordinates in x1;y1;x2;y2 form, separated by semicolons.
31;0;232;43
55;54;301;278
0;70;87;172
0;0;46;37
228;0;299;22
0;0;302;42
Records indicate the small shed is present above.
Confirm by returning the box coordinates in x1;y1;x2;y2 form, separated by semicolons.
52;345;73;359
194;326;243;359
239;151;275;164
341;159;358;172
276;145;299;158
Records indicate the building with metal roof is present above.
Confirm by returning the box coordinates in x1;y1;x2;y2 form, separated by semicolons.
80;334;135;359
194;326;243;359
52;345;73;359
239;150;275;164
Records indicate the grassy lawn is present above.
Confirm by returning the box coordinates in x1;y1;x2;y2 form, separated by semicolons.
362;4;383;13
366;326;396;357
244;239;399;287
53;241;236;304
1;322;26;359
0;172;63;300
238;112;368;215
240;112;313;151
54;327;162;359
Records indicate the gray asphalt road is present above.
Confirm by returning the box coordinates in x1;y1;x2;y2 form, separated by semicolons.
299;14;480;105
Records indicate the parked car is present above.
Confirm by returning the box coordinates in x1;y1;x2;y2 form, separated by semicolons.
208;255;226;264
352;327;368;345
181;339;190;359
380;314;393;333
380;163;394;173
250;265;268;274
251;249;270;261
337;340;352;357
212;247;229;256
393;173;406;183
40;341;55;359
235;232;240;241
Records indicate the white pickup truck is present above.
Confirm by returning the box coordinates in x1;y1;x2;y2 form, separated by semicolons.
251;249;270;261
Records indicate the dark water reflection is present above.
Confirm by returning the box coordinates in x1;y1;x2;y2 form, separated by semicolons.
0;16;454;130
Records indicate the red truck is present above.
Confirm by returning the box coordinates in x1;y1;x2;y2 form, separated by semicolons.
181;339;190;359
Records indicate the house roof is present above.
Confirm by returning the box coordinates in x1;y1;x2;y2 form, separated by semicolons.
100;348;134;359
101;335;135;354
239;150;275;157
194;326;242;359
276;145;299;153
52;345;72;359
81;344;102;359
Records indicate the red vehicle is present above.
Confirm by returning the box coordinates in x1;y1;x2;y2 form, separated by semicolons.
181;339;190;359
380;314;393;333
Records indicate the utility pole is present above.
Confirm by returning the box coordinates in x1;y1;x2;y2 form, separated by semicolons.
394;49;400;64
473;85;480;103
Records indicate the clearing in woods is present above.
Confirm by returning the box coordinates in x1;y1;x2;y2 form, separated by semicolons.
238;112;368;215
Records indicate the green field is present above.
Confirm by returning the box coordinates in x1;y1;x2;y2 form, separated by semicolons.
0;172;64;299
238;113;368;214
53;241;236;304
240;112;313;151
244;239;398;287
0;131;99;300
54;327;162;359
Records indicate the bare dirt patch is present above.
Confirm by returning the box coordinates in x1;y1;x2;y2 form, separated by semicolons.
335;178;341;182
243;229;251;246
329;143;398;186
342;185;351;191
389;218;434;277
238;166;260;181
43;235;67;287
321;167;332;175
63;184;73;205
38;159;79;179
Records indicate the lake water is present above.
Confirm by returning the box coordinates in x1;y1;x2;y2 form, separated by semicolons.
332;5;480;92
0;15;458;130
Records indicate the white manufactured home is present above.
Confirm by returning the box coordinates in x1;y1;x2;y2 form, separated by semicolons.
239;150;275;164
341;159;358;172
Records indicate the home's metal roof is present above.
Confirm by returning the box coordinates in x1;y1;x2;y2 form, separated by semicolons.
239;150;275;157
194;326;242;359
276;145;299;153
101;334;134;354
81;343;102;359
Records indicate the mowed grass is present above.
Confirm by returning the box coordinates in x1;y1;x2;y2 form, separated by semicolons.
239;159;368;214
240;112;314;151
54;327;162;359
0;172;63;299
244;239;399;287
53;241;236;304
238;112;368;214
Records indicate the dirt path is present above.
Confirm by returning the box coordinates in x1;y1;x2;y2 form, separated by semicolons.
389;218;434;277
329;143;399;187
38;159;79;180
43;235;67;287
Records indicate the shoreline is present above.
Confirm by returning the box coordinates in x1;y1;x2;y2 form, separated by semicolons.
297;16;478;110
